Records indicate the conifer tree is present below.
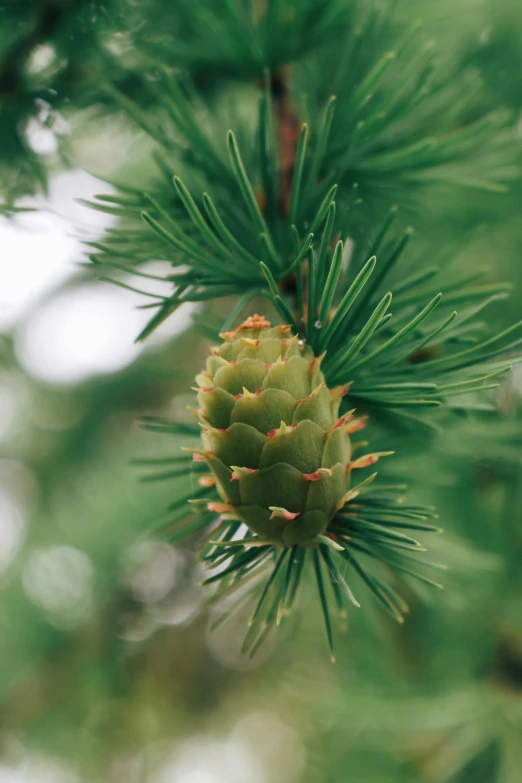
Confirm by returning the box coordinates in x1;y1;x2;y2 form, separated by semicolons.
80;0;520;656
1;1;522;781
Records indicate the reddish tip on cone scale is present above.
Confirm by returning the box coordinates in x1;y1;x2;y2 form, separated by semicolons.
267;423;297;440
220;315;272;340
329;385;351;403
192;451;212;462
329;412;355;432
309;352;327;373
230;467;257;481
269;507;300;521
350;454;379;469
235;388;262;399
350;451;393;469
302;468;333;481
198;476;216;487
345;417;367;434
207;501;234;514
296;382;325;405
240;314;271;330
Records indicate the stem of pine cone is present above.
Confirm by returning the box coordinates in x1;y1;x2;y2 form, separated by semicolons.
270;68;308;325
271;68;301;218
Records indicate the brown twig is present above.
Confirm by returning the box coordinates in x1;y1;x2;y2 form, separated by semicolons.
270;68;301;218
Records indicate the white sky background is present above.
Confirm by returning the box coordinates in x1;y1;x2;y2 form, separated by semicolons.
1;169;194;385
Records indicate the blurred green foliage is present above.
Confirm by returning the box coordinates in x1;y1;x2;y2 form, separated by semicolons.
1;1;522;782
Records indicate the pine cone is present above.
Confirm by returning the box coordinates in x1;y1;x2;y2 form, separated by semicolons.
194;315;353;546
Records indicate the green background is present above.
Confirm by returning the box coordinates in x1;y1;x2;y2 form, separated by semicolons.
1;1;522;780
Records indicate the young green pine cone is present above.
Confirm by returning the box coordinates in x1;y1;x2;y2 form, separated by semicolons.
194;315;355;546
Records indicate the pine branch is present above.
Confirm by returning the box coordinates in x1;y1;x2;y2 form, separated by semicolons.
138;443;441;657
80;1;521;656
